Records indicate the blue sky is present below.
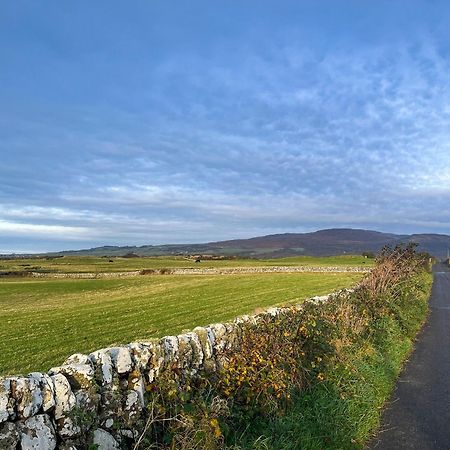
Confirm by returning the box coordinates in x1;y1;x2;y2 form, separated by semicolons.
1;1;450;253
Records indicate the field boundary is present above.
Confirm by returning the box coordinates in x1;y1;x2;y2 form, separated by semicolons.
28;265;369;279
0;290;337;449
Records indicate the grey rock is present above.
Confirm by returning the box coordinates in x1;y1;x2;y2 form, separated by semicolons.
161;336;179;365
108;347;133;374
49;363;94;390
0;421;19;449
177;334;193;368
0;378;12;423
51;374;76;420
64;354;92;367
186;332;204;369
93;428;120;450
193;327;214;360
89;350;113;385
128;342;152;370
14;376;43;419
19;414;56;450
29;373;55;413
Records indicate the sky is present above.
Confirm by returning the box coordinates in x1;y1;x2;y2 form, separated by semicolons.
1;1;450;253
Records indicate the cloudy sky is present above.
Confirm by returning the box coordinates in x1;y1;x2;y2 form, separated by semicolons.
1;1;450;253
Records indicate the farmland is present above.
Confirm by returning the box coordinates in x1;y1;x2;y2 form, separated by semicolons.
0;257;365;376
0;254;374;274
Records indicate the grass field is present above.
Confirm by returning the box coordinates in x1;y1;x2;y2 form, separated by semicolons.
0;254;374;274
0;272;362;376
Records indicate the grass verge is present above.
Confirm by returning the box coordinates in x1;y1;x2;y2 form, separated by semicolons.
136;245;432;449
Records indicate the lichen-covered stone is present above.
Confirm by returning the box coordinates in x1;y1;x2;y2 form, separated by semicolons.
74;389;98;414
0;378;12;423
177;334;193;368
186;332;204;369
49;363;94;390
93;428;120;450
19;414;56;450
55;416;80;440
122;390;142;426
0;421;19;449
13;376;43;419
208;323;227;353
108;347;133;374
128;342;152;370
58;441;79;450
193;326;214;360
127;371;145;407
89;350;113;385
29;373;55;413
64;353;92;367
147;343;164;383
51;374;76;420
161;336;179;366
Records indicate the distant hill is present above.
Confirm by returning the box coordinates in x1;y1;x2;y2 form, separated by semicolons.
40;228;450;259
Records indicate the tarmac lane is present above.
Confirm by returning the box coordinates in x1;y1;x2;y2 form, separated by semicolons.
367;263;450;450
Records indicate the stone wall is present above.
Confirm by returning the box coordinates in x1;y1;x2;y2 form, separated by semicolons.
30;265;368;279
0;294;332;449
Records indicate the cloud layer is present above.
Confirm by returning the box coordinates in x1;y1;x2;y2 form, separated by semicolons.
1;1;450;252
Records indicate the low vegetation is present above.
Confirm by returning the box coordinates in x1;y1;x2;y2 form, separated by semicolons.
133;244;432;449
0;271;361;376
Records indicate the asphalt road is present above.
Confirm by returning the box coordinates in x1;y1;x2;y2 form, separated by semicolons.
367;263;450;450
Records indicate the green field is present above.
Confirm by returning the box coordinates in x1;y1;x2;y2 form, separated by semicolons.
0;272;362;376
0;254;374;274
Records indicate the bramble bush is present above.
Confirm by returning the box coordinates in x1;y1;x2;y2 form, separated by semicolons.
134;244;432;449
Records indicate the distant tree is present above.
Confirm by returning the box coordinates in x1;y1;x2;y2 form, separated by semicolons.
362;251;375;259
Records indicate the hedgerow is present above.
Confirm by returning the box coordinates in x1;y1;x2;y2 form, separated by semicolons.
135;244;433;449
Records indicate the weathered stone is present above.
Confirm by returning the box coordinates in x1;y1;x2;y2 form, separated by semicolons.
128;342;152;370
147;343;164;382
74;389;98;414
177;334;193;368
108;347;133;374
0;421;19;449
193;326;214;360
93;428;120;450
0;378;12;423
29;373;55;413
55;416;80;440
19;414;56;450
186;332;204;369
265;307;282;317
13;376;43;419
161;336;179;365
51;374;76;420
208;323;227;353
123;390;142;425
49;363;94;390
58;441;79;450
224;323;240;350
64;353;92;367
127;371;145;407
89;350;113;385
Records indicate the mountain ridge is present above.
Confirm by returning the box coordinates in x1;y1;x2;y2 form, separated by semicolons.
26;228;450;259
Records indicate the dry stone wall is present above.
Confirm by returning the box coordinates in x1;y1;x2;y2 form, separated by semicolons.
30;265;368;279
0;294;332;449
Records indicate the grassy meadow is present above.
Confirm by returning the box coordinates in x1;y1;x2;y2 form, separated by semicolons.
0;254;374;274
0;270;362;376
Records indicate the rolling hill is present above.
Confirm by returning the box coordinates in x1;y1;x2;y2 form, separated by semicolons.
30;228;450;259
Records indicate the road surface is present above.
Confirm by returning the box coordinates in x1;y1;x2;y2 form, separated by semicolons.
368;263;450;449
